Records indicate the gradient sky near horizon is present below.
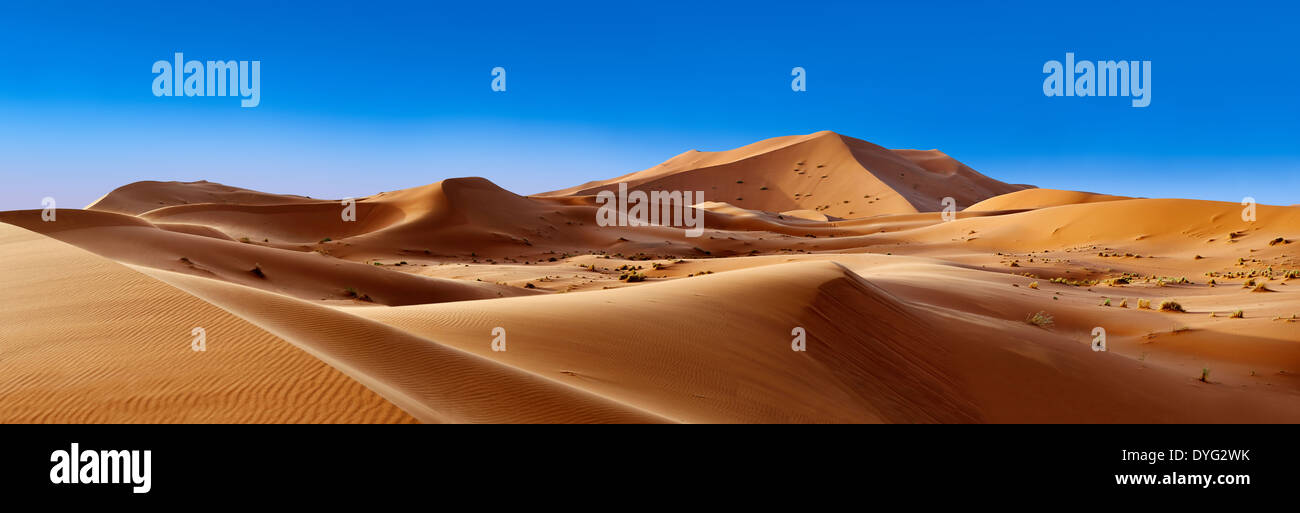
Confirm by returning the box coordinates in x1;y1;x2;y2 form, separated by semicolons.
1;0;1297;210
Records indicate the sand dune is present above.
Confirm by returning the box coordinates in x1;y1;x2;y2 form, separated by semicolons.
0;224;415;423
87;180;320;216
540;131;1029;218
0;208;535;306
899;197;1300;253
965;188;1132;212
354;261;979;423
142;268;667;423
3;130;1298;423
353;259;1300;423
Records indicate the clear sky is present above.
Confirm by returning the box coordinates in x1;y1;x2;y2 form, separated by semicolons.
1;0;1296;210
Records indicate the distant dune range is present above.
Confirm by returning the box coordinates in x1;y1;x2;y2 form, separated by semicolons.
2;131;1298;423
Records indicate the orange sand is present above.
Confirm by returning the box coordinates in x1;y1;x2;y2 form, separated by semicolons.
3;131;1297;423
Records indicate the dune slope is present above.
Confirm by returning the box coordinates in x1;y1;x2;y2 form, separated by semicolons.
0;224;416;423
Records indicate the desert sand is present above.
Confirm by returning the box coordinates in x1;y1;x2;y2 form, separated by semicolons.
2;130;1297;423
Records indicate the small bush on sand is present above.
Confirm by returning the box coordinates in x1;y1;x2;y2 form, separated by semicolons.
1230;309;1244;318
1025;311;1054;328
1028;281;1039;289
1118;298;1128;308
1159;300;1185;312
1137;298;1152;309
344;287;373;302
250;263;266;278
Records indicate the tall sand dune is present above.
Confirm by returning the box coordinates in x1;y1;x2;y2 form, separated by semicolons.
539;131;1029;218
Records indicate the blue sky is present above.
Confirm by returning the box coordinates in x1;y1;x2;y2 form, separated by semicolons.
1;0;1296;210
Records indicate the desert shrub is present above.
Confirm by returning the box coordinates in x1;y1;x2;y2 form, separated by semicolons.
1052;277;1098;286
344;287;372;302
1025;311;1054;328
